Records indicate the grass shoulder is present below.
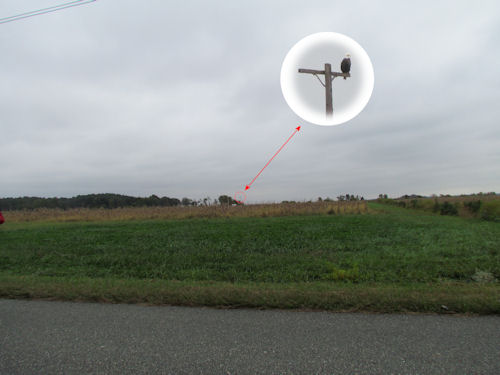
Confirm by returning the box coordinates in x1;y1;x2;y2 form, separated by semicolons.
0;274;498;314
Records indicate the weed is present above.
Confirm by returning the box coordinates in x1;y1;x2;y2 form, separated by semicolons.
472;270;498;283
323;263;360;282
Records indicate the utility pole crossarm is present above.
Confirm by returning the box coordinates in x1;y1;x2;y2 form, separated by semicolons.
298;68;325;74
331;72;350;79
299;69;350;79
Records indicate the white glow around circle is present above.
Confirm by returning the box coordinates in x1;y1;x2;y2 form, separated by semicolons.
280;32;374;126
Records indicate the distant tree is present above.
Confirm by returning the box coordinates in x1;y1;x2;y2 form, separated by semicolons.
146;194;160;206
160;197;180;206
218;195;236;205
0;193;184;210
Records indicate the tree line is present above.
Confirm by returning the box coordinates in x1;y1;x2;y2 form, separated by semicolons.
0;193;370;211
0;193;239;211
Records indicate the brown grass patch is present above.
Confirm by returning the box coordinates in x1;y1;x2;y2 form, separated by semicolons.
4;201;369;223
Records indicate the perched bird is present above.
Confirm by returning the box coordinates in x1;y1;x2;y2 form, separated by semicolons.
340;53;351;79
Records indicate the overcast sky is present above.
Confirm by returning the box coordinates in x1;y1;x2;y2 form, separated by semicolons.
1;0;499;202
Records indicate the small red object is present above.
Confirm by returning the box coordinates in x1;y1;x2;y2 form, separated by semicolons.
0;210;4;225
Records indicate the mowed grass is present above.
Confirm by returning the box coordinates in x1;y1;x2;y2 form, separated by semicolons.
1;203;499;313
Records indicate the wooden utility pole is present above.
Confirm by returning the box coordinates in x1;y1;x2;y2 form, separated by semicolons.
298;63;350;119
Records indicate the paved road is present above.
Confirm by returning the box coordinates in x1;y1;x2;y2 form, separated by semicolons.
0;299;499;374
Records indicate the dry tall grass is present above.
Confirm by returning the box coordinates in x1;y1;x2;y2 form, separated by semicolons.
397;193;498;205
4;201;369;223
385;193;500;220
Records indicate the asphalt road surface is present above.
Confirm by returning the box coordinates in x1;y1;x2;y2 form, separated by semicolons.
1;299;499;374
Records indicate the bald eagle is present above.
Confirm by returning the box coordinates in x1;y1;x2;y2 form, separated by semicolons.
341;54;351;79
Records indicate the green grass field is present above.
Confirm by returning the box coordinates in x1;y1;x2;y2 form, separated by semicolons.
1;203;499;313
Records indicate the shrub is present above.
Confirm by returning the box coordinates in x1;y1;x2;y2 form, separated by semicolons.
420;199;435;211
464;200;482;214
480;200;500;222
440;201;458;216
432;200;440;213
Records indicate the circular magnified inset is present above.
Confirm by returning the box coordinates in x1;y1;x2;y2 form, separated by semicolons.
281;32;374;126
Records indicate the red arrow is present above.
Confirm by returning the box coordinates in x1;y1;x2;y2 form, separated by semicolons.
245;126;301;191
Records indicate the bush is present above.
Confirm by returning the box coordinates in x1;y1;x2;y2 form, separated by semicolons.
440;201;458;216
464;200;482;214
432;200;440;213
480;201;500;222
420;199;435;211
